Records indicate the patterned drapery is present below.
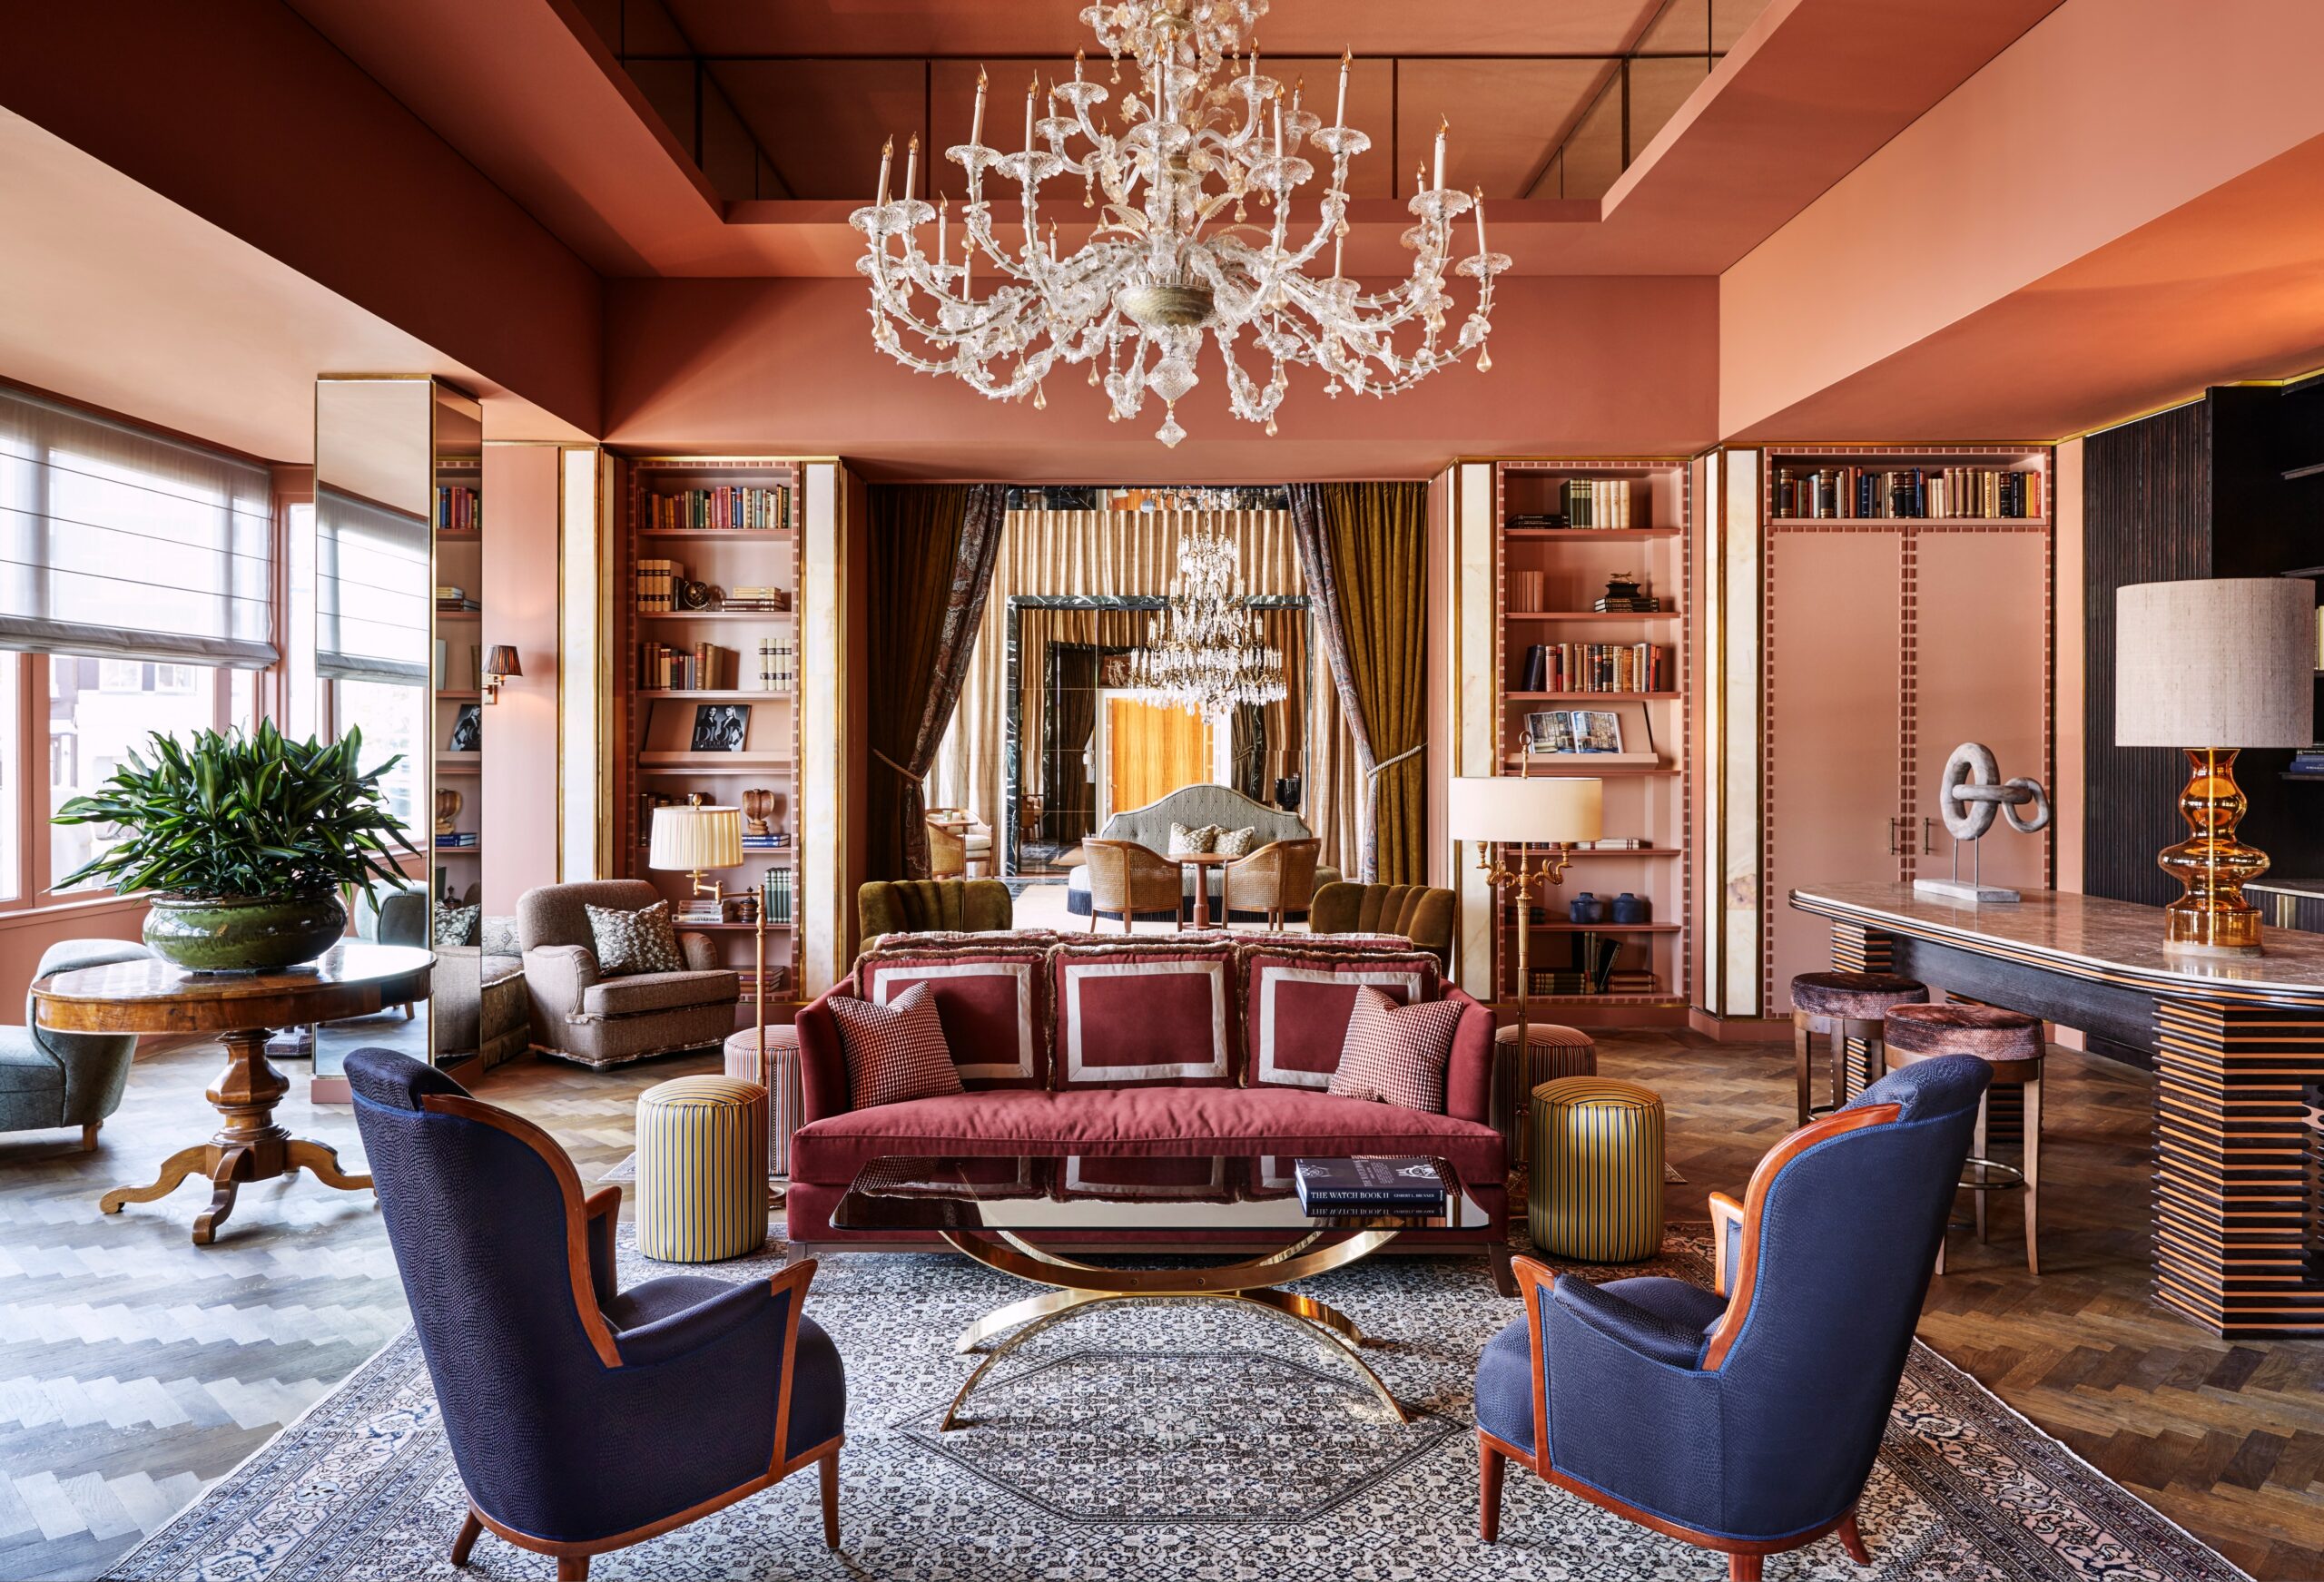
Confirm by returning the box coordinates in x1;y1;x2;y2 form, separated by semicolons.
1289;482;1429;885
865;484;1006;879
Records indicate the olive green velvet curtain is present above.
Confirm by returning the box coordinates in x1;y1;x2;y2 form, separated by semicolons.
1288;482;1428;885
865;483;1005;880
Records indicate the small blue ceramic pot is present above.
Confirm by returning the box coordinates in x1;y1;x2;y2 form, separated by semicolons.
1567;891;1607;925
1610;891;1651;926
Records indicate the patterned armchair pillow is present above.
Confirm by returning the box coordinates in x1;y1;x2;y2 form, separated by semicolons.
1239;944;1442;1089
478;915;520;958
1168;821;1220;855
856;938;1055;1089
1052;938;1241;1088
585;899;686;977
1213;825;1258;858
1328;987;1467;1113
433;904;478;948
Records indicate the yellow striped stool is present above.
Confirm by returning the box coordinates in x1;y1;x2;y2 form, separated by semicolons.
635;1076;769;1263
1492;1022;1599;1165
1530;1076;1665;1263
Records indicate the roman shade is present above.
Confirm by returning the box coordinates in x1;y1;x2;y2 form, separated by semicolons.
316;483;429;685
0;388;276;667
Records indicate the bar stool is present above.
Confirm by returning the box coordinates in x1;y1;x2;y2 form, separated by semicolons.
1882;1003;2044;1275
1788;972;1929;1125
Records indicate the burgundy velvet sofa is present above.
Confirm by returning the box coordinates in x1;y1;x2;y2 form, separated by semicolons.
786;930;1509;1275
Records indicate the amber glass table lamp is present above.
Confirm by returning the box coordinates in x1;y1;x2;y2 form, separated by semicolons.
2115;578;2314;956
1447;773;1604;1057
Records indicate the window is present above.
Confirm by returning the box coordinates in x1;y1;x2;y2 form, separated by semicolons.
49;655;220;891
0;653;18;903
333;678;423;845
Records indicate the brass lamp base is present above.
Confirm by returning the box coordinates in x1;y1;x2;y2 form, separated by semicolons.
2159;748;2268;958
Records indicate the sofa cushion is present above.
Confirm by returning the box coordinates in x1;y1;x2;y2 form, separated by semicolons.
858;939;1053;1089
1330;988;1466;1113
831;983;966;1111
580;970;741;1018
1240;944;1441;1090
1169;821;1220;855
1053;940;1240;1088
790;1085;1505;1192
586;899;685;977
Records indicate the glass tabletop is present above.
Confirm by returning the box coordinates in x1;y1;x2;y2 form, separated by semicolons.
831;1153;1481;1234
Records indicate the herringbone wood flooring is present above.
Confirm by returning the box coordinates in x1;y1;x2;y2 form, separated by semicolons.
0;1035;2316;1578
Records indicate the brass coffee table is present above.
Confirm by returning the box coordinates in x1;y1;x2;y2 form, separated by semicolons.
832;1152;1481;1429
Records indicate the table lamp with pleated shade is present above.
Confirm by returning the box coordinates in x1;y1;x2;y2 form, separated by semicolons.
649;804;743;900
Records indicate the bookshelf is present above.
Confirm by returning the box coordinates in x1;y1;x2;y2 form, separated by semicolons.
432;454;483;904
618;457;804;1027
1492;457;1693;1027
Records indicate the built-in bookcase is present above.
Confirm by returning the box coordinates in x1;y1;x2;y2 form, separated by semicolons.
1492;458;1693;1027
616;457;803;1026
431;453;483;903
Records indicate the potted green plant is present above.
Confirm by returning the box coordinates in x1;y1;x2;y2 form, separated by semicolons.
52;722;419;972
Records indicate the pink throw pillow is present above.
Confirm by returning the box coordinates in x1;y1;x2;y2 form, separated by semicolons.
830;982;966;1110
1327;986;1465;1113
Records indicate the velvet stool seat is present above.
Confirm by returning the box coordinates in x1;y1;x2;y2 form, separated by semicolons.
1529;1076;1664;1263
1790;971;1929;1125
1492;1022;1597;1165
1883;1003;2045;1275
724;1026;802;1182
636;1076;770;1263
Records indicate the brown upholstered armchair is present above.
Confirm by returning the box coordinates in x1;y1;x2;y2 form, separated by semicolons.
859;879;1014;940
1081;839;1184;931
1311;880;1456;968
925;808;991;878
1221;838;1322;929
517;880;739;1069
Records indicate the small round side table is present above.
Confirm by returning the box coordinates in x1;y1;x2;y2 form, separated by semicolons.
33;941;433;1244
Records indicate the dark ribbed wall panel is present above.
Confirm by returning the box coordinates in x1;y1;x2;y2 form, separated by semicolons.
2083;400;2211;908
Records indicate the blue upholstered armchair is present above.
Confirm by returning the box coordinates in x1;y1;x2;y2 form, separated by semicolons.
1476;1056;1990;1581
347;1049;845;1582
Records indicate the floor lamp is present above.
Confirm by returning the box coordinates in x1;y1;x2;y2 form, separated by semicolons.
1448;773;1605;1080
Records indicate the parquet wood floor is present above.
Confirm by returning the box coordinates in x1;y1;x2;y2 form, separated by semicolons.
0;1034;2315;1578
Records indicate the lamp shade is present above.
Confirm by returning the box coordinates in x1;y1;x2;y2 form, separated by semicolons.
1446;776;1604;845
2115;578;2315;748
484;644;520;679
648;804;743;871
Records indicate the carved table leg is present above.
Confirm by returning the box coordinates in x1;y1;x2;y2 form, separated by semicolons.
194;1144;252;1246
286;1137;374;1194
99;1143;212;1215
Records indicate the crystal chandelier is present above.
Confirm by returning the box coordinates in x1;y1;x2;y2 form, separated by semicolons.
850;0;1509;447
1127;522;1287;720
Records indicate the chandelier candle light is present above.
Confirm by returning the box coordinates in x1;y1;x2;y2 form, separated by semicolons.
1127;520;1287;721
851;0;1508;447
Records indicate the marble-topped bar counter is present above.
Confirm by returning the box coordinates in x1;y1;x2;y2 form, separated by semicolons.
1788;883;2324;1340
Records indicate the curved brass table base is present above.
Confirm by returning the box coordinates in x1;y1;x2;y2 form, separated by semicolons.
936;1228;1409;1430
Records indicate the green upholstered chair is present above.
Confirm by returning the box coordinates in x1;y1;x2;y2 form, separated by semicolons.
5;938;153;1150
1309;881;1455;968
858;879;1013;940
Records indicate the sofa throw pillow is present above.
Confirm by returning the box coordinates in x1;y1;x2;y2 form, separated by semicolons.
1329;987;1466;1113
586;899;686;977
1239;946;1441;1089
857;939;1055;1089
1053;940;1241;1087
478;915;520;958
830;982;966;1110
1168;821;1220;855
433;904;478;948
1213;825;1258;858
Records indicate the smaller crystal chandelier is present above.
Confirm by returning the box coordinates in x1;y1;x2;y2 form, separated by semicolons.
1128;522;1287;720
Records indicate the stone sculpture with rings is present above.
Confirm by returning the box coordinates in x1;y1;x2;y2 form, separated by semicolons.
1914;742;2051;903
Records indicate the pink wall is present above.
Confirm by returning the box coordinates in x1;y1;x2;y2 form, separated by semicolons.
0;0;604;440
1719;0;2324;439
479;444;566;912
604;276;1720;482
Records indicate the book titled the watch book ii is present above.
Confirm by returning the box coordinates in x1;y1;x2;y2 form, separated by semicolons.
1295;1156;1447;1214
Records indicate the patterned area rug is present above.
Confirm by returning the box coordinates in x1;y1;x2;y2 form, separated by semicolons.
116;1230;2243;1582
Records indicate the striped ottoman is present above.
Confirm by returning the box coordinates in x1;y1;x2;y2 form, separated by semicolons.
1492;1022;1598;1165
724;1024;802;1180
1530;1076;1665;1263
635;1076;768;1263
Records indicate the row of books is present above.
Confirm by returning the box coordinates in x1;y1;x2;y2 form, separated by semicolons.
722;585;790;613
763;866;795;925
435;585;479;612
648;486;789;533
1553;479;1637;529
638;642;742;691
1775;466;2044;521
1518;643;1667;693
1528;969;1661;997
756;638;796;692
635;557;684;613
2290;747;2324;776
436;486;480;533
434;831;478;849
1293;1157;1445;1215
1580;837;1650;850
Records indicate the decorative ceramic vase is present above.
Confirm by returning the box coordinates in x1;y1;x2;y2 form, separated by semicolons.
1568;891;1607;925
1611;891;1651;925
143;891;348;973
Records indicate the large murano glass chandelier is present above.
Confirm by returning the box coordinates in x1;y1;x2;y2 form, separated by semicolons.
850;0;1509;447
1128;523;1287;719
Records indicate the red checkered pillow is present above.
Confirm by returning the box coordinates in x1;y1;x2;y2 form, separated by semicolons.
1328;987;1466;1113
829;983;966;1110
860;942;1053;1089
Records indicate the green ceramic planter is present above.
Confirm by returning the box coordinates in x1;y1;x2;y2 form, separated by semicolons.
143;892;348;973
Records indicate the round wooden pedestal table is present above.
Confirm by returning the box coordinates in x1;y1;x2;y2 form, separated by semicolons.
32;941;434;1245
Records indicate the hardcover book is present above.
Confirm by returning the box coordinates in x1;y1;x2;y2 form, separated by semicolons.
1294;1156;1446;1214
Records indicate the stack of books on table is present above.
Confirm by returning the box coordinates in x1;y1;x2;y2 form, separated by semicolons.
1294;1157;1446;1217
675;898;726;927
434;832;478;850
1592;593;1662;613
434;585;478;613
722;585;790;614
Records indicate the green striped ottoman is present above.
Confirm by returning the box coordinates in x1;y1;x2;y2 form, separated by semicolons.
636;1076;769;1263
1530;1076;1665;1263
